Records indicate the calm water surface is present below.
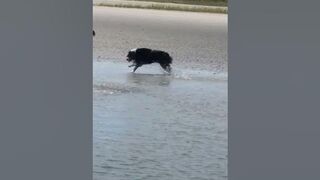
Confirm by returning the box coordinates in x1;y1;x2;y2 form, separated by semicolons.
93;61;227;180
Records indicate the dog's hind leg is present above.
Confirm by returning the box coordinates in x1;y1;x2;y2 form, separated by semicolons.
133;65;141;72
166;65;172;73
160;64;171;73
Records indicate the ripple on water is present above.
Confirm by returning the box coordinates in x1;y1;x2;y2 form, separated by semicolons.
93;82;143;95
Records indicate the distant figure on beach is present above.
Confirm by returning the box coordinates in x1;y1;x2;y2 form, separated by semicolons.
93;30;95;36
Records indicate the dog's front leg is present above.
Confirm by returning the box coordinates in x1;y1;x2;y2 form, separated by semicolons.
128;64;136;68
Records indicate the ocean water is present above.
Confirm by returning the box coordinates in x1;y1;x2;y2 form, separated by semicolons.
93;61;227;180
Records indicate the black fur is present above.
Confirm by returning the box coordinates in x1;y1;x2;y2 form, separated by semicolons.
126;48;172;73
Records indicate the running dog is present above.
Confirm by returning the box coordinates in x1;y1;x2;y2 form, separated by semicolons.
126;48;172;73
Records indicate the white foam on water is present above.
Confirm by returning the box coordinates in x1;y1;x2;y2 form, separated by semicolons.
93;60;227;83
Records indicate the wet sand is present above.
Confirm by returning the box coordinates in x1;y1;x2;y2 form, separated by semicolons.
93;7;227;180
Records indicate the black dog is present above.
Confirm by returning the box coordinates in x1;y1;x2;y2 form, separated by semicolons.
126;48;172;73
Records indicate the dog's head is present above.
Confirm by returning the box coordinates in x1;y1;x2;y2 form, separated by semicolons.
126;48;137;62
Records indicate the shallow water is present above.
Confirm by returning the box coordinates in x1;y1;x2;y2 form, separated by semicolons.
93;61;227;180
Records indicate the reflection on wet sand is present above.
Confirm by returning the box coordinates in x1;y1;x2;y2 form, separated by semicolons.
126;73;171;87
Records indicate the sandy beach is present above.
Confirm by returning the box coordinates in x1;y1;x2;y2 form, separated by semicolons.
93;6;227;73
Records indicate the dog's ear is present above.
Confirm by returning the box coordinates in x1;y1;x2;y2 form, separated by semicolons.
127;51;136;58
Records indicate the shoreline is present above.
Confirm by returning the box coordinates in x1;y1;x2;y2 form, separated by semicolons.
93;0;228;14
